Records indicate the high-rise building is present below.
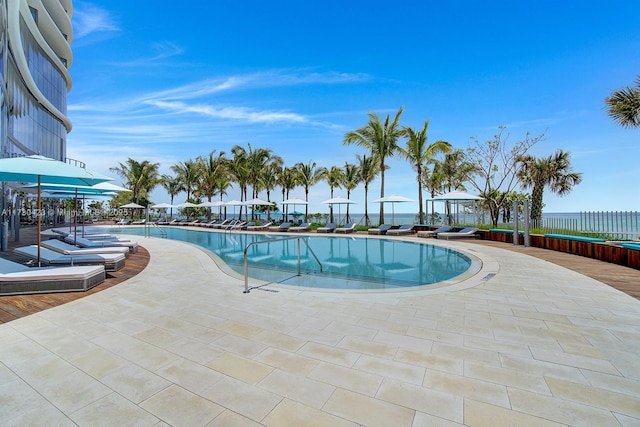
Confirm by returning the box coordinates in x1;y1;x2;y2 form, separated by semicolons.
1;0;73;160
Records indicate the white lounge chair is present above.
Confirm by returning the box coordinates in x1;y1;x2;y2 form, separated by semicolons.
0;257;105;295
14;245;127;272
246;221;273;231
368;224;392;235
316;223;336;233
386;224;415;236
289;222;310;232
64;235;138;253
335;223;356;234
269;222;292;232
416;225;454;238
42;239;131;258
436;227;479;240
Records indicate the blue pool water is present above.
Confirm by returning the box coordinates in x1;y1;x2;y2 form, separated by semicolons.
109;227;474;290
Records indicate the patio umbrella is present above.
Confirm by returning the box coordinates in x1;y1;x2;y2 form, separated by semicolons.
120;202;145;209
282;197;308;221
242;198;275;220
0;155;113;265
372;194;414;225
150;203;174;209
223;200;243;219
322;197;357;225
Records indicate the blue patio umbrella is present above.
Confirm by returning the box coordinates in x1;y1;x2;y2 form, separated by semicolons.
0;155;113;264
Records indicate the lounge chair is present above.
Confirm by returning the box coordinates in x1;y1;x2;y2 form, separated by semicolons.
15;245;126;272
386;224;415;236
269;222;292;232
211;219;233;229
368;224;392;235
223;220;247;230
64;235;138;254
0;257;105;295
316;223;336;233
131;219;146;225
335;223;356;234
42;239;131;258
436;227;479;240
289;222;310;232
416;225;454;238
246;221;273;231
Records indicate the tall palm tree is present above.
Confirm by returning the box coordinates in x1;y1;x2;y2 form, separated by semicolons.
260;158;283;219
324;166;345;223
171;159;200;202
277;166;298;219
518;150;583;222
398;120;452;224
605;75;640;128
160;174;182;220
342;162;359;223
110;158;160;205
228;145;251;218
295;161;326;222
344;106;404;224
197;150;226;220
356;154;380;226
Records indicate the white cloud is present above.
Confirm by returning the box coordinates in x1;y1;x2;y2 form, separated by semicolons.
147;101;307;124
73;3;120;39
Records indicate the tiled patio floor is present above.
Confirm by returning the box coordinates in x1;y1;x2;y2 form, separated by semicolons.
1;233;639;426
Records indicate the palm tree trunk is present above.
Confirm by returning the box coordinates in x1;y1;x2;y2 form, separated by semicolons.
379;160;385;225
530;183;545;222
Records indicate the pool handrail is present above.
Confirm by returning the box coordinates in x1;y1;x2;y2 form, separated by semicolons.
243;236;323;293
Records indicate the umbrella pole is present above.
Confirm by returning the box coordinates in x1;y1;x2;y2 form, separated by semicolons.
37;175;41;266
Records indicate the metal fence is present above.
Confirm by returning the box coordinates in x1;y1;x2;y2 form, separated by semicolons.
532;211;639;240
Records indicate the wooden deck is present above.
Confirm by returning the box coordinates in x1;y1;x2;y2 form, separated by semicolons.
0;227;638;325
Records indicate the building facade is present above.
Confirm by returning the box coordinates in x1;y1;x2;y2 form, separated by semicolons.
1;0;73;161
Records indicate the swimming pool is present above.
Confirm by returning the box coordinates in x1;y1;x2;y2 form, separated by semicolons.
109;227;478;291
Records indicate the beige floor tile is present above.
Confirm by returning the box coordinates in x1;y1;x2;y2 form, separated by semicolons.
205;409;264;427
262;398;358;427
431;342;501;366
405;325;464;346
99;363;171;404
530;347;620;375
323;388;415;427
546;377;640;418
423;370;510;408
509;387;623;425
499;354;589;384
164;337;225;364
0;378;54;422
202;376;282;422
412;411;466;426
33;369;112;414
354;354;425;385
206;352;273;384
92;332;180;371
155;358;225;394
140;384;224;426
373;330;433;352
297;342;360;367
376;378;463;423
259;369;335;408
288;325;342;346
581;370;640;396
307;361;383;396
254;347;319;375
394;348;464;375
253;329;307;352
212;333;268;357
67;346;131;379
464;361;551;394
214;319;264;338
337;335;398;359
464;398;565;426
70;392;160;427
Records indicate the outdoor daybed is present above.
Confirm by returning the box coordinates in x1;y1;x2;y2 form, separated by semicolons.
368;224;392;235
0;257;105;295
416;225;454;238
15;245;126;272
386;224;415;236
436;227;479;240
335;223;356;234
42;239;131;258
316;223;337;233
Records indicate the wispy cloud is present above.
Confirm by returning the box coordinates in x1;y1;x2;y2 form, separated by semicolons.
73;3;120;39
116;41;184;67
147;101;308;124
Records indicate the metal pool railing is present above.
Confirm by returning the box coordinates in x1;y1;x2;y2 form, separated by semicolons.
243;236;323;293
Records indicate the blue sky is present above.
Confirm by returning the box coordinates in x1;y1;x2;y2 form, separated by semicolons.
67;1;640;214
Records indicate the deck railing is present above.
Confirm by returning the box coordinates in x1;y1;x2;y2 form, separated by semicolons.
531;211;639;240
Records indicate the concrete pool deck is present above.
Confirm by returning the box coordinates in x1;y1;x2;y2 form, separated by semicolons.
1;233;640;426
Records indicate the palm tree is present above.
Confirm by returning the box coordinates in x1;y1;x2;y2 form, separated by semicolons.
342;162;359;223
171;159;200;202
110;158;160;205
605;75;640;128
344;106;404;224
398;120;452;224
159;174;182;220
228;145;251;218
277;166;298;220
295;161;326;222
518;150;583;222
324;166;345;223
356;154;380;226
260;158;283;219
197;150;226;220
